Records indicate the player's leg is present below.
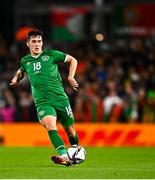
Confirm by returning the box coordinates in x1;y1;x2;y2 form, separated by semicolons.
37;104;71;166
40;115;68;156
63;125;79;146
56;100;79;146
40;115;71;166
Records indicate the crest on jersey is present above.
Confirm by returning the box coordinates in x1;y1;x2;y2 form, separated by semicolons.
39;110;45;116
42;55;49;61
27;62;30;65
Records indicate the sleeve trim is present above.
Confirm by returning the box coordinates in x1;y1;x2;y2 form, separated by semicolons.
64;54;68;63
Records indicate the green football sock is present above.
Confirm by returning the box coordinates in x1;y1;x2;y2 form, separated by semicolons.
68;133;79;146
48;130;67;156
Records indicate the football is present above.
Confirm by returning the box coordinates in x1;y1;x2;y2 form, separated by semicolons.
67;145;86;164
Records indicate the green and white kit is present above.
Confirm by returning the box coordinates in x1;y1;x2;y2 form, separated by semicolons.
20;49;74;126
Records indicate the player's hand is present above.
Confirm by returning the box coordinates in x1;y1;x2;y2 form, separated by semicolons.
10;77;18;86
68;77;79;91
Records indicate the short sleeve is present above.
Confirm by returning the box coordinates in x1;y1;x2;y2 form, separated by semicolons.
20;58;26;72
52;50;67;63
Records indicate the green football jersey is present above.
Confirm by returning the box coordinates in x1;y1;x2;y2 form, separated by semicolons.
20;49;68;106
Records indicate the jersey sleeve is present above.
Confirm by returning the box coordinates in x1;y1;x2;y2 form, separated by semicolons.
52;50;67;63
20;58;26;72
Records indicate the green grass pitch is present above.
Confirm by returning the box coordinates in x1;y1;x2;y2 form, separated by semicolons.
0;147;155;179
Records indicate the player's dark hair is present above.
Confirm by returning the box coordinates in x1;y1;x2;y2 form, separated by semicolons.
27;29;43;41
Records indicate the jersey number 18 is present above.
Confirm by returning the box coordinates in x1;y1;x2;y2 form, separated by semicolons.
33;62;41;71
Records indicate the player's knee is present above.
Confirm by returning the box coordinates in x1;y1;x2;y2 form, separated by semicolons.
43;122;57;131
40;119;57;131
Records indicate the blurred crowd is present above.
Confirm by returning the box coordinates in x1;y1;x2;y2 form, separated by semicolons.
1;35;155;123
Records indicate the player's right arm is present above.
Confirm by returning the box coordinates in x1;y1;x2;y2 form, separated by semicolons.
10;69;25;86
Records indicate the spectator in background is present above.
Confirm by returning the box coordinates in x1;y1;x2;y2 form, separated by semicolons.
143;87;155;123
103;79;123;123
18;90;36;122
122;83;138;123
0;89;16;123
137;87;146;123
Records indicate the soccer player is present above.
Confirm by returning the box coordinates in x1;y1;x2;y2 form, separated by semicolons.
10;29;79;166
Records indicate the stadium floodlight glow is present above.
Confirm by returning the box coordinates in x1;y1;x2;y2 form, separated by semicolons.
95;33;104;41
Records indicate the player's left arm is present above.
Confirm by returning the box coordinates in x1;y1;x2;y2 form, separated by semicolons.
66;55;79;91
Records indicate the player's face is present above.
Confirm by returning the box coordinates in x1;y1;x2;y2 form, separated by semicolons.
27;36;43;55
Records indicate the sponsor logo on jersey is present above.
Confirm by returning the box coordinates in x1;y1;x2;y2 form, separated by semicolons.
42;55;49;61
39;110;45;116
34;71;41;74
